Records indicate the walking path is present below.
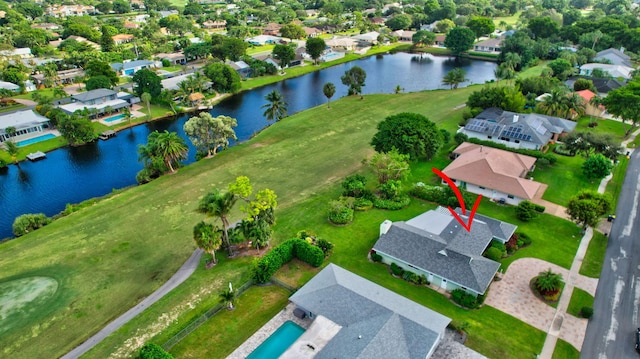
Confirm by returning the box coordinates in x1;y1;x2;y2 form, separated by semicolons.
61;249;203;359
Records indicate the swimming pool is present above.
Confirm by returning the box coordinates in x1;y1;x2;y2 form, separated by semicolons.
104;114;126;123
247;321;305;359
16;133;56;147
322;52;345;61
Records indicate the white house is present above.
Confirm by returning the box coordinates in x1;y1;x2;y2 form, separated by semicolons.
0;110;51;143
580;63;634;80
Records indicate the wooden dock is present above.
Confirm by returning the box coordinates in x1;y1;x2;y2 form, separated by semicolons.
99;130;116;140
26;151;46;161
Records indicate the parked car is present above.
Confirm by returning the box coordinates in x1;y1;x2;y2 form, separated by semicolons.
635;328;640;353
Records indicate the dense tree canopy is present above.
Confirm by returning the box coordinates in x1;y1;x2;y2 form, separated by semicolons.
371;112;443;160
132;69;162;98
466;16;495;39
444;27;476;56
85;60;119;87
305;38;326;65
184;113;238;158
272;44;296;69
203;63;241;93
566;190;611;229
341;66;366;97
602;79;640;136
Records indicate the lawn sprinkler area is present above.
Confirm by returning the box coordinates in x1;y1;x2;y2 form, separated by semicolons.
0;276;59;334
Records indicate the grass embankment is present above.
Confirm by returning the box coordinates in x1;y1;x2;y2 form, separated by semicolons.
580;231;608;278
0;88;477;358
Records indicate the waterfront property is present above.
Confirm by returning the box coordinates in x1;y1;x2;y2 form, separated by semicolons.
0;110;51;143
282;264;451;358
459;107;577;150
442;142;546;205
17;133;56;147
58;89;132;118
372;207;516;297
110;60;157;76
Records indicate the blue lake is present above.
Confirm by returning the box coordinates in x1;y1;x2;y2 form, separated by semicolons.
0;53;497;239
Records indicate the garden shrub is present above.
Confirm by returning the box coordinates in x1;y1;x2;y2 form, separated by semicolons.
354;197;373;211
12;213;51;237
390;262;405;276
138;343;174;359
378;180;402;199
316;238;334;256
451;289;479;309
516;201;540;221
454;132;469;145
373;195;411;210
519;232;532;246
341;174;368;197
490;240;507;257
484;247;503;261
252;238;326;283
371;252;383;262
581;306;594;319
409;184;476;209
553;145;575;157
532;203;545;213
327;198;355;224
517;239;524;247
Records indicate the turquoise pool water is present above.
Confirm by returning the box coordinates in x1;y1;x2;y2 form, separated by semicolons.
104;114;126;123
17;133;56;147
247;321;305;359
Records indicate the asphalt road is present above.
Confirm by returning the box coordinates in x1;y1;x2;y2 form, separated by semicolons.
582;149;640;359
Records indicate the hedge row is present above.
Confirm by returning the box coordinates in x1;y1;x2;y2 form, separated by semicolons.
466;137;557;164
409;184;476;209
252;238;325;283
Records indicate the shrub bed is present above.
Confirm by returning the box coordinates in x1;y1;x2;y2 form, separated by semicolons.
373;195;411;210
353;197;373;211
252;238;326;283
409;184;476;208
327;198;355;224
450;289;484;309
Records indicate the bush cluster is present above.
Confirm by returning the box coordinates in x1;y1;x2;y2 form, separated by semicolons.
354;197;373;211
252;238;325;283
581;306;594;319
451;289;484;309
466;137;557;164
484;247;503;261
390;262;404;276
373;195;411;210
506;232;532;254
370;252;383;262
12;213;51;237
516;200;544;221
409;184;476;209
138;343;174;359
553;145;575;157
327;198;355;225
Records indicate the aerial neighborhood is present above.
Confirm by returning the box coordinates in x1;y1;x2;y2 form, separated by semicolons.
1;0;640;358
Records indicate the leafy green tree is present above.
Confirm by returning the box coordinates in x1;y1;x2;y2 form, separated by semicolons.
221;37;248;61
203;62;242;93
602;79;640;136
96;1;113;14
412;30;436;47
371;112;443;160
100;26;115;52
574;78;595;92
86;75;113;90
368;148;410;184
183;113;237;158
4;140;20;168
280;23;306;40
566;190;611;229
444;27;476;57
132;69;162;98
112;0;131;13
85;60;119;87
323;82;336;108
435;19;455;33
535;269;563;295
466;16;495;39
14;2;44;19
582;154;612;181
516;201;540;221
12;213;51;237
527;17;560;39
198;189;238;253
183;1;204;15
262;90;288;122
385;14;412;30
547;58;574;80
306;38;327;65
58;115;96;146
442;68;467;89
322;1;343;15
193;221;222;266
141;92;152;119
138;343;174;359
341;66;366;98
272;44;296;69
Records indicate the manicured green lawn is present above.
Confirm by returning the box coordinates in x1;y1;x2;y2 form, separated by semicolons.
580;231;608;278
552;339;580;359
531;154;598;206
567;287;594;318
494;12;522;27
575;117;628;141
606;156;629;211
0;135;68;163
246;44;275;55
12;88;55;101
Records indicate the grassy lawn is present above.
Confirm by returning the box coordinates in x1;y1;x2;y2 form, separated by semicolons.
567;287;594;318
580;231;608;278
532;154;597;206
575;117;628;141
12;88;55;101
247;44;275;55
169;285;291;358
0;103;26;113
606;156;629;211
159;66;183;73
518;61;549;78
138;104;173;119
0;136;68;163
552;339;580;359
494;11;522;27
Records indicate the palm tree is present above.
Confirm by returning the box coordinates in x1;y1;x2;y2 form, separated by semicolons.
4;140;20;168
197;189;238;255
564;93;586;119
219;288;235;309
154;130;189;173
535;268;563;295
538;89;569;118
193;221;222;267
323;82;336;109
261;90;288;122
442;68;468;89
176;80;191;103
122;107;132;129
191;71;206;93
141;92;152;119
53;87;68;99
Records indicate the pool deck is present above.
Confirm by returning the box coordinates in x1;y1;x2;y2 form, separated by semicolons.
228;301;486;359
226;302;311;359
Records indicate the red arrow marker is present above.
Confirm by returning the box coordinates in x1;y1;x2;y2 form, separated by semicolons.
432;168;483;232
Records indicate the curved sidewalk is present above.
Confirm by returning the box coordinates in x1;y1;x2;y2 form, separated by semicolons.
61;249;203;359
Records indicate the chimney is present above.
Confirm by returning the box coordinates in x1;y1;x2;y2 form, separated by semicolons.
380;220;392;236
620;47;625;54
513;114;519;123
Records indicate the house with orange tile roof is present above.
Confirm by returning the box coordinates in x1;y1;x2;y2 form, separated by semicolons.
575;89;606;118
441;142;547;205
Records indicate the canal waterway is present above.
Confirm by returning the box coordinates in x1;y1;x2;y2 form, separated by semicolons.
0;52;497;239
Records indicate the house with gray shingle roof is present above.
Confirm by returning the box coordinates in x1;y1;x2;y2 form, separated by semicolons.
372;207;516;296
595;48;632;67
283;263;451;359
459;107;577;150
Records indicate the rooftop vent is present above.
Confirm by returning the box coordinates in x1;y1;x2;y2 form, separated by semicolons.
438;249;447;256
